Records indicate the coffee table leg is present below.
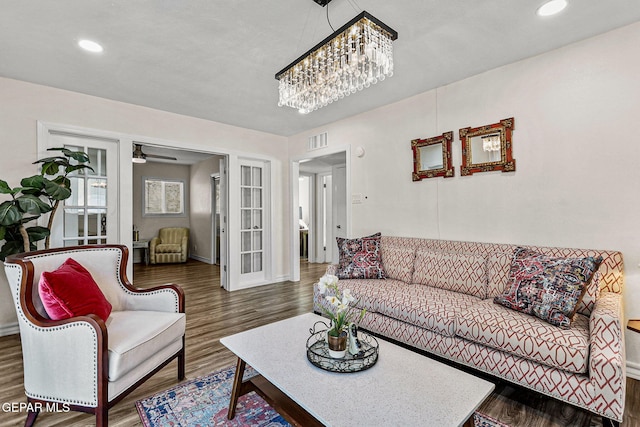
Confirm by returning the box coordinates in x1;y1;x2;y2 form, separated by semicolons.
228;357;246;420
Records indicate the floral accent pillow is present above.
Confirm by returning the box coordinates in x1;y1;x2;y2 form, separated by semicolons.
336;232;386;279
493;247;602;328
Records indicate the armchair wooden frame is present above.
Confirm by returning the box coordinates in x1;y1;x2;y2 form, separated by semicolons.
5;245;185;427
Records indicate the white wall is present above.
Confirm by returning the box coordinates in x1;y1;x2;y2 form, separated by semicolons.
0;77;288;332
288;22;640;372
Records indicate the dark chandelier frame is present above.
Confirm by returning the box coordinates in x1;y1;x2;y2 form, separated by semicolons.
275;10;398;81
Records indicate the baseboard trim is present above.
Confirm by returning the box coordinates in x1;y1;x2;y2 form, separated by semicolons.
0;322;19;337
626;361;640;380
189;254;213;264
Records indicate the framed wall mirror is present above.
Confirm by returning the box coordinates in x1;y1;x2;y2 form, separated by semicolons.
411;131;454;180
460;117;515;176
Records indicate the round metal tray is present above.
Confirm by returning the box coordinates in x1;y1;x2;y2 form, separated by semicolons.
306;321;379;373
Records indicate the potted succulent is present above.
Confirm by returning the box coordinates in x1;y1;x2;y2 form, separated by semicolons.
0;148;93;260
317;274;365;358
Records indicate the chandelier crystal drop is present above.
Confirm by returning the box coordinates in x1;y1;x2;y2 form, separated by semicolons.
276;11;398;114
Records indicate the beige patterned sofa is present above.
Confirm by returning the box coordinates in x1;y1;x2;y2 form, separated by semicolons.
313;236;625;424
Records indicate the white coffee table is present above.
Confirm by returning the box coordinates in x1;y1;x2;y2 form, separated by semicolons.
220;313;494;427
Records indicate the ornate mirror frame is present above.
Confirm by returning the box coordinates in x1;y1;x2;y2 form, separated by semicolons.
460;117;515;176
411;131;454;181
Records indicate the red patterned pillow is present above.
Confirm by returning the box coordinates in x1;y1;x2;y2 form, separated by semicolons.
493;247;602;328
38;258;112;322
336;233;386;279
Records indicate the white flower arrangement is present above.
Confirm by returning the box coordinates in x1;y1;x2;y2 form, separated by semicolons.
317;274;365;337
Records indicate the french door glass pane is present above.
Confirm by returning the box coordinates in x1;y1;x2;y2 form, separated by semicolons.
87;148;104;176
252;167;262;186
241;231;251;252
253;253;262;272
241;166;251;186
88;179;107;206
64;209;85;237
64;240;81;247
252;188;262;208
241;253;252;274
241;210;251;230
252;209;262;229
87;209;107;237
241;188;251;208
66;177;85;206
253;231;262;250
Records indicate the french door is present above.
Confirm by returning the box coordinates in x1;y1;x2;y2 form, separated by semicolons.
239;159;267;284
44;133;119;247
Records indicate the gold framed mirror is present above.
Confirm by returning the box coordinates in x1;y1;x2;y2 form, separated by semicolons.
411;131;454;180
460;117;515;176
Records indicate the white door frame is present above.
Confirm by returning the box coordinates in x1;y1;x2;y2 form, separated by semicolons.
289;146;351;282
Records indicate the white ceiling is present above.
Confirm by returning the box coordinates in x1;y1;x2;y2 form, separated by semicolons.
2;1;640;137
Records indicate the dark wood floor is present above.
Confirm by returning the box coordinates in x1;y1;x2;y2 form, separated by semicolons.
0;259;638;427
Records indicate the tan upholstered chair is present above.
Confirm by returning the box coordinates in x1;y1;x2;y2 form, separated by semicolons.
149;227;189;264
4;245;185;427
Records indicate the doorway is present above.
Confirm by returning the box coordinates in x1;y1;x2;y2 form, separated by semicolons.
291;149;349;282
131;144;229;288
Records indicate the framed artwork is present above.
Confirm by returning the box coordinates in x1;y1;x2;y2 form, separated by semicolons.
460;117;516;176
143;177;185;216
411;131;454;180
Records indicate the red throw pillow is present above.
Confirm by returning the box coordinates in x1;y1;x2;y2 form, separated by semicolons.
38;258;112;322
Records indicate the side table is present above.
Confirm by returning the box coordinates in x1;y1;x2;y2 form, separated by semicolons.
133;240;150;265
628;320;640;333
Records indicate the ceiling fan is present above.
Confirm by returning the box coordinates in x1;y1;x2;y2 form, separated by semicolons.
132;143;177;163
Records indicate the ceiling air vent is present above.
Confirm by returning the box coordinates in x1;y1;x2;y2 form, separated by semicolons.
308;132;328;151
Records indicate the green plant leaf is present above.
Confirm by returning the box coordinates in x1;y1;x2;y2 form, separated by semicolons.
33;156;65;165
26;226;50;242
19;216;41;224
16;195;52;214
0;180;12;194
44;180;72;201
51;176;71;187
20;175;46;190
0;226;5;241
39;161;65;176
0;239;25;261
0;201;22;226
65;164;95;174
60;148;90;163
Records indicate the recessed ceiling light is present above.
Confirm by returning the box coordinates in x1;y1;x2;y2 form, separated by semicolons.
537;0;567;17
78;39;103;53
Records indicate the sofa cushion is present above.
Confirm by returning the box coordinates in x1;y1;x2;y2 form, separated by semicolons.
107;310;186;381
375;284;481;337
38;258;113;322
488;251;602;316
336;233;386;279
412;249;488;298
380;245;416;283
155;243;182;254
456;299;589;374
493;247;602;328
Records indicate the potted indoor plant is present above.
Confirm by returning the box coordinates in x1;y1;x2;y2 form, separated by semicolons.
317;274;365;358
0;148;93;260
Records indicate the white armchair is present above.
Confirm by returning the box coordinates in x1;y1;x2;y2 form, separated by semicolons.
4;245;186;427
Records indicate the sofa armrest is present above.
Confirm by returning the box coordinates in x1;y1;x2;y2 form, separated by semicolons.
149;237;160;264
181;236;189;262
21;315;106;407
588;291;626;421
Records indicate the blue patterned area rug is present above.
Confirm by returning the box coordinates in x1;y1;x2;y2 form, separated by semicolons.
136;365;507;427
136;366;289;427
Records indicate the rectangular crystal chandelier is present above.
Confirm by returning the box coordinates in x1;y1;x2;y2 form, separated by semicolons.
276;11;398;114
